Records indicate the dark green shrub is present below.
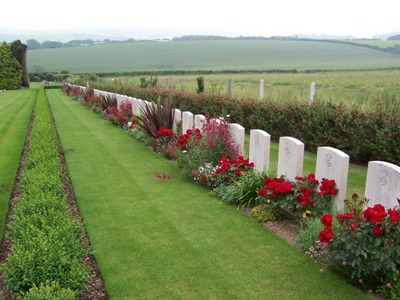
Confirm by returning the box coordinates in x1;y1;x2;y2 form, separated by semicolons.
196;76;204;94
250;204;278;222
23;281;77;300
0;41;22;89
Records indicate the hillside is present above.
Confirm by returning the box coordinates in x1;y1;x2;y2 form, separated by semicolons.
27;39;400;73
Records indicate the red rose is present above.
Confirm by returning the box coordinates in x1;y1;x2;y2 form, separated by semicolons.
318;227;334;243
320;214;333;227
373;225;385;236
388;209;399;222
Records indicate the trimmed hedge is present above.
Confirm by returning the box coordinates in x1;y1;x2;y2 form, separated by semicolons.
2;87;90;298
83;83;399;165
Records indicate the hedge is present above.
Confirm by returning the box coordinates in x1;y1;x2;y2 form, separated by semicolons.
77;83;399;165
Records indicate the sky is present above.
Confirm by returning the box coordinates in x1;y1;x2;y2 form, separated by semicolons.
1;0;399;39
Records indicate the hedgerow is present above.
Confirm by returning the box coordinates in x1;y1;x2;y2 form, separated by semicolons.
2;87;90;298
81;83;399;165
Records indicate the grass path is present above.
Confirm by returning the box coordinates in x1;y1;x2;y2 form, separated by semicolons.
0;89;37;237
47;89;369;299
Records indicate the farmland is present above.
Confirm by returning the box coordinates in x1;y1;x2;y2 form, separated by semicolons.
27;39;400;73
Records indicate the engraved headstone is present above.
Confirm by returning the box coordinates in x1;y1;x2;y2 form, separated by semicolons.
182;111;194;134
229;123;245;156
173;109;182;134
249;129;271;172
365;161;400;209
316;147;350;212
277;137;304;181
194;114;206;131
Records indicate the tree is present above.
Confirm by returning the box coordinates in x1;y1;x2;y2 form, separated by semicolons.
10;40;29;87
26;39;42;49
0;41;22;89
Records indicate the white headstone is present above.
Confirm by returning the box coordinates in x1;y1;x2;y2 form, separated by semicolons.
137;99;144;117
182;111;194;134
131;98;138;116
229;123;245;156
315;147;350;212
249;129;271;172
364;161;400;209
194;114;206;131
277;137;304;181
310;82;316;104
173;109;182;134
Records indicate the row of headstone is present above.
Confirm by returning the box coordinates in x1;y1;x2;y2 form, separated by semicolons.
73;85;400;211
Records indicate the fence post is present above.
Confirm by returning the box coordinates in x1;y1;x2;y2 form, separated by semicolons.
310;82;316;104
259;79;264;100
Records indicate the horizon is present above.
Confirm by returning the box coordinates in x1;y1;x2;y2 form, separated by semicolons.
1;0;399;43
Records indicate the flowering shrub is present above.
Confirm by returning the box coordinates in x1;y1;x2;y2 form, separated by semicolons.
257;173;338;219
171;118;240;177
191;156;254;188
153;127;176;155
318;194;400;295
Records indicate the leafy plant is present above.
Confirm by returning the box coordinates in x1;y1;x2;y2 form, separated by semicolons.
23;281;77;300
196;76;204;94
250;204;278;222
318;194;400;294
97;92;117;110
256;173;337;219
138;97;174;138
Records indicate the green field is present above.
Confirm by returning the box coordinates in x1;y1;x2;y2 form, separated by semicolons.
101;70;400;111
350;39;400;48
27;39;400;73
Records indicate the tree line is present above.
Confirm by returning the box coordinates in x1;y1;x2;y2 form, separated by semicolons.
0;40;29;89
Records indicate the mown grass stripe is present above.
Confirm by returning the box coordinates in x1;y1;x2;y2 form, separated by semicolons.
47;89;369;299
0;89;37;237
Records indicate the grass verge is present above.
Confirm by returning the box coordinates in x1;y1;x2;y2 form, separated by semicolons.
47;89;370;299
0;88;37;238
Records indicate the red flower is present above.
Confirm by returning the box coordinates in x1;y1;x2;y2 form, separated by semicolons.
319;227;334;243
388;209;399;222
350;223;359;230
258;188;267;196
373;225;385;236
320;214;333;227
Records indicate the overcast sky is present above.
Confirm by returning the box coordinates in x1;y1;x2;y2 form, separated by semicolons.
1;0;399;38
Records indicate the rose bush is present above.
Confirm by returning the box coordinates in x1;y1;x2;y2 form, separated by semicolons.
256;173;338;219
318;194;400;297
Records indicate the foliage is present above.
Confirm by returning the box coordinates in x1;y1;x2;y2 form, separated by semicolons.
23;281;77;300
196;76;204;94
256;173;338;219
171;118;240;176
138;97;175;138
0;41;22;89
2;87;90;297
318;194;400;295
10;40;29;88
250;204;278;222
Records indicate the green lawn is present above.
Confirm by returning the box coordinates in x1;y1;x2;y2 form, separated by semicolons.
0;88;36;237
47;89;369;299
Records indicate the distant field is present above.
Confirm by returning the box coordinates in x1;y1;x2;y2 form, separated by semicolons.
350;39;400;48
27;40;400;73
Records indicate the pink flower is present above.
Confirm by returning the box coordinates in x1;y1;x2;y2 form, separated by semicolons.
387;283;392;288
342;261;347;266
358;278;363;284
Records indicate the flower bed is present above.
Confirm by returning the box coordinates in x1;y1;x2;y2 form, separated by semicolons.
64;84;400;299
